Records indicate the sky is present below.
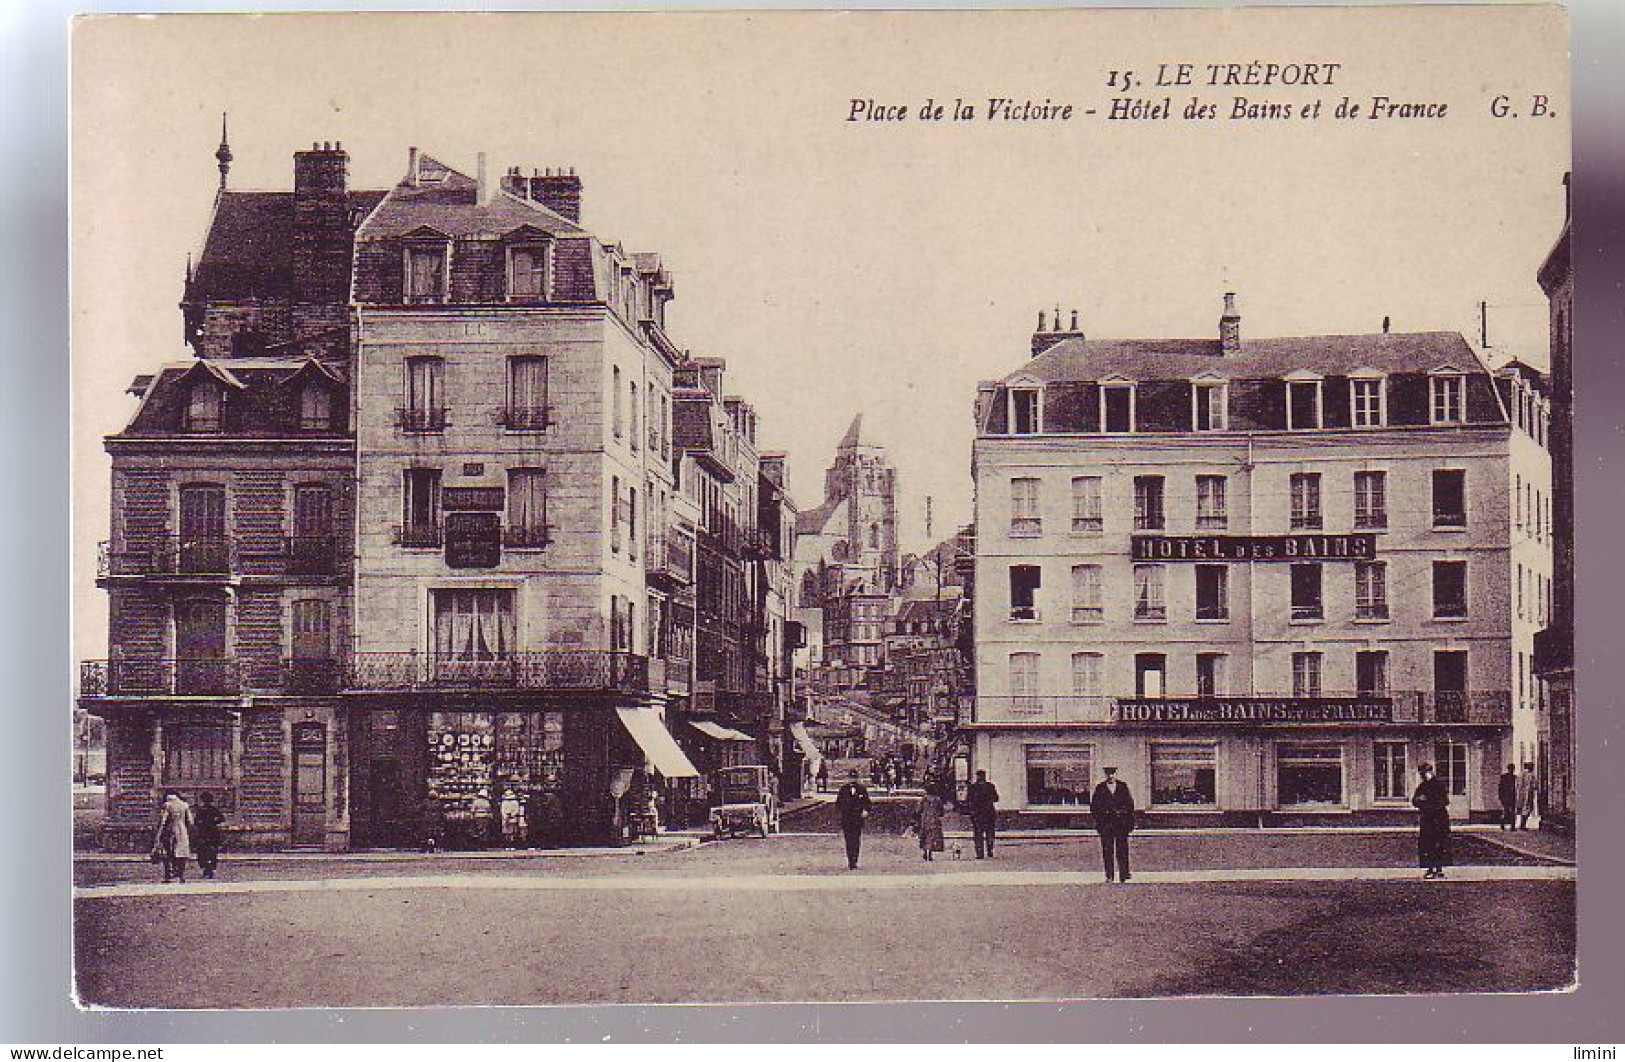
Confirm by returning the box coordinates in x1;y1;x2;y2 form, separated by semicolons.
71;8;1569;662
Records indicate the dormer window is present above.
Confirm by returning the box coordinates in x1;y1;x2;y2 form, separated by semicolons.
185;380;223;433
507;244;549;299
299;383;333;432
1431;371;1466;424
1010;387;1041;435
1192;377;1228;431
404;241;448;303
1100;380;1136;433
1349;371;1387;428
1285;373;1323;430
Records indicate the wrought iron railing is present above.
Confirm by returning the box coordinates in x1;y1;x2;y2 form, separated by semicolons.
81;658;242;697
497;406;550;431
394;523;444;548
285;535;344;576
646;531;695;584
345;650;649;694
395;407;448;433
969;691;1512;726
98;536;234;577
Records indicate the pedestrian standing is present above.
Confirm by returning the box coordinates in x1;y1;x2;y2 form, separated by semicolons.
500;787;525;846
816;760;830;793
1089;767;1136;882
191;791;225;880
966;769;999;859
152;791;194;884
915;789;946;861
835;772;872;869
1497;763;1518;831
1516;761;1538;831
1412;762;1452;879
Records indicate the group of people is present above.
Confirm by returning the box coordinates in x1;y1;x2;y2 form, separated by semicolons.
1497;762;1540;832
150;791;225;883
832;759;1485;882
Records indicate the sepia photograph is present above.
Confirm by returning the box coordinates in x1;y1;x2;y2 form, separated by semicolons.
65;5;1576;1010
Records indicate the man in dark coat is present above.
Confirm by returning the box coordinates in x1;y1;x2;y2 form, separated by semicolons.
966;770;1000;858
192;791;226;879
1412;762;1452;878
1089;767;1136;882
1497;763;1519;830
835;772;872;869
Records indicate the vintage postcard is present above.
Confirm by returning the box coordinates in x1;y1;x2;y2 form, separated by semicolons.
69;6;1573;1008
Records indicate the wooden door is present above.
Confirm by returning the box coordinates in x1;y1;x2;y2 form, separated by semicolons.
178;484;227;573
291;722;327;847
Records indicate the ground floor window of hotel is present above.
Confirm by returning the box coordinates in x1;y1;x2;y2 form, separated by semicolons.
1277;743;1344;806
1151;742;1218;806
432;588;516;682
1373;741;1408;801
1025;744;1092;807
1434;740;1469;799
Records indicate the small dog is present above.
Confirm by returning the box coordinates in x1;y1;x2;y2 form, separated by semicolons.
950;844;964;861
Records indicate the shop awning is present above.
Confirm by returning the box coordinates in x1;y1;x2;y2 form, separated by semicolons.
690;720;755;742
616;708;700;778
789;722;822;763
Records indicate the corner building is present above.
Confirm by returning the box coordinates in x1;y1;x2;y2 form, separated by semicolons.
969;299;1550;826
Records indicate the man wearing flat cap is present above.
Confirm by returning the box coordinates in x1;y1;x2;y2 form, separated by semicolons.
1089;766;1137;882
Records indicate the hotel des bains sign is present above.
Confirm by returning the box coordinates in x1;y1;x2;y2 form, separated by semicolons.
1115;698;1395;725
1130;533;1377;562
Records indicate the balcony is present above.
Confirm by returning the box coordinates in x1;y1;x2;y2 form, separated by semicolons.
395;407;448;433
502;525;551;550
497;406;550;432
345;650;650;695
968;691;1512;727
81;658;243;698
977;695;1115;725
285;535;344;576
394;523;444;549
646;531;695;589
98;536;234;579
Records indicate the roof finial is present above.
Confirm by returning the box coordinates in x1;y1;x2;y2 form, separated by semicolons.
215;112;233;189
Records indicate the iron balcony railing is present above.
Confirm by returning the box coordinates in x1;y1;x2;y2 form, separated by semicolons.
81;658;243;697
395;407;448;433
972;691;1512;726
646;530;695;585
285;535;344;576
394;523;444;548
98;536;234;578
497;406;551;432
345;650;650;694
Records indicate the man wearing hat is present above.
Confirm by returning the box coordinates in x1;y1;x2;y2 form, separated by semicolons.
835;770;873;869
1089;766;1137;882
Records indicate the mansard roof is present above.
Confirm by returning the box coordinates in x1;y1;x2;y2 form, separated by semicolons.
118;357;350;438
190;189;388;300
356;154;584;242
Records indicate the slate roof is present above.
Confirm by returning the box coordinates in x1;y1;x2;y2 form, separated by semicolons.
119;357;349;438
190;189;387;300
357;154;585;242
1008;331;1490;385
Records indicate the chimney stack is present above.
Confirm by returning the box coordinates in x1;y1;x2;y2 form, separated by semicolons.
407;146;420;186
530;168;583;223
1384;315;1393;335
1031;303;1085;356
292;140;353;318
1219;291;1241;355
476;152;492;205
500;165;528;199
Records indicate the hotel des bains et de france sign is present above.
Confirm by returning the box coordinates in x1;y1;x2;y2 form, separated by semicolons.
1130;533;1378;562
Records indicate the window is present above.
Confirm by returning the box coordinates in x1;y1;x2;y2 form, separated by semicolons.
1133;564;1166;622
610;475;621;553
1193;381;1227;431
1071;652;1103;697
291;599;333;661
1009;565;1041;622
1196;653;1226;697
1025;744;1091;807
1010;388;1041;435
613;366;624;439
659;395;670;459
1292;652;1323;697
1009;652;1041;713
1434;740;1469;798
1355;561;1388;620
1374;742;1408;801
506;468;549;548
402;357;445;431
629;382;640;451
185;380;223;433
505;356;549;431
1287;379;1322;429
299;384;332;431
432;589;514;667
1071;476;1103;533
176;483;228;574
1133;476;1165;531
1196;475;1227;529
1434;650;1469;713
647;383;659;452
1195;565;1229;621
1432;560;1468;618
1135;653;1167;698
1151;743;1218;806
1431;372;1466;424
1289;473;1322;530
163;721;232;786
1354;471;1387;529
1432;470;1467;528
627;487;638;561
1350;376;1386;427
406;244;448;302
401;468;441;547
507;245;549;298
1101;383;1135;433
1290;563;1323;621
1010;477;1042;538
1070;565;1103;623
1356;650;1389;696
1277;743;1344;806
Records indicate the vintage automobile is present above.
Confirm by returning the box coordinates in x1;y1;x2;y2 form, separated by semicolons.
709;765;781;839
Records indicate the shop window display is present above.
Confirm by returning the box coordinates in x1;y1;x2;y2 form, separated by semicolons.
426;710;564;849
1151;743;1217;806
1025;743;1092;806
1276;743;1344;806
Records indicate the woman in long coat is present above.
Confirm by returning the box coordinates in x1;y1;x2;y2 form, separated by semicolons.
153;791;194;884
1411;763;1452;879
915;788;946;861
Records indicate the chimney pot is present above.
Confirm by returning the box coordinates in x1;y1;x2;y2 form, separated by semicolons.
1219;291;1241;354
408;146;420;185
1038;310;1047;331
1070;309;1079;331
1384;316;1392;334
